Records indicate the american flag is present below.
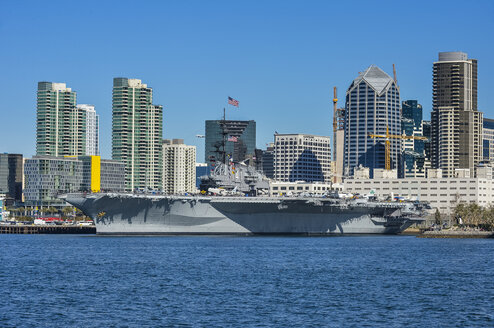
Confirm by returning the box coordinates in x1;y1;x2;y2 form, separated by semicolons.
228;136;238;142
228;96;239;107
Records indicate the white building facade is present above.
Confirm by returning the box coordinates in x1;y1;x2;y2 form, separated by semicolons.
163;139;196;194
274;134;331;183
77;104;99;156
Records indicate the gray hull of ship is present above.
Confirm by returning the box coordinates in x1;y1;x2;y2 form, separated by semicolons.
65;194;420;235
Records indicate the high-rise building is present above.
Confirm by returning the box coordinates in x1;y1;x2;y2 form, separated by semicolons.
483;118;494;162
401;100;426;178
254;143;275;179
195;163;209;188
112;78;163;191
431;52;483;177
0;153;23;204
162;139;196;194
422;120;432;163
37;82;88;157
274;134;331;183
343;65;401;177
205;120;256;168
77;104;99;156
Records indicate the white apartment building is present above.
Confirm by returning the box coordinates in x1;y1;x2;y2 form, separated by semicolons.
163;139;196;194
274;134;331;183
344;167;494;215
77;104;99;156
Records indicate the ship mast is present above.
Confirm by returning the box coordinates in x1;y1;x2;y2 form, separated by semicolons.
221;107;227;166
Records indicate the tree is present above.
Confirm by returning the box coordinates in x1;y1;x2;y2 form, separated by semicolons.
62;206;73;218
434;208;441;225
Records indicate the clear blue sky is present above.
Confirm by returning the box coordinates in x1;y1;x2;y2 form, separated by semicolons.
1;0;493;161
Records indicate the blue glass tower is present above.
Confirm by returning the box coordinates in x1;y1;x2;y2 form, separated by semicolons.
401;100;426;178
483;118;494;162
343;65;401;177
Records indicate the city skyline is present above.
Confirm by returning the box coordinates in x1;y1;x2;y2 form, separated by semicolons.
1;1;494;162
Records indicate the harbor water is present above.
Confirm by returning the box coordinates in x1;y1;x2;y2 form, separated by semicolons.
1;235;493;327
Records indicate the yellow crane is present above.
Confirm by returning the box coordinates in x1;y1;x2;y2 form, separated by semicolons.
369;126;428;171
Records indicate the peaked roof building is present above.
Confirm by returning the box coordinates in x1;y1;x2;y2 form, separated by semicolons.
343;65;401;177
351;65;395;95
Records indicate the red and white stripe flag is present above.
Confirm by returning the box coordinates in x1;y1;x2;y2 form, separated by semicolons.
228;136;238;142
228;96;239;107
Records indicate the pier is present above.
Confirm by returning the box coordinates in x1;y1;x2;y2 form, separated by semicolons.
0;225;96;234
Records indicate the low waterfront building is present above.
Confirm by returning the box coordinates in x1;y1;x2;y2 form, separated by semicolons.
269;181;340;197
343;166;494;215
163;139;196;194
274;134;331;183
24;156;125;207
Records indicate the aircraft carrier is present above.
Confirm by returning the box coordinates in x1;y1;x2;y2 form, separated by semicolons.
65;192;426;235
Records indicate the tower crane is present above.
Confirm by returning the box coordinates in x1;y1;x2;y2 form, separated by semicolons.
332;87;338;132
332;87;337;161
368;126;427;171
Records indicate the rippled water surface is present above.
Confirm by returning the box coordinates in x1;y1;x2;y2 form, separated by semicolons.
1;235;493;327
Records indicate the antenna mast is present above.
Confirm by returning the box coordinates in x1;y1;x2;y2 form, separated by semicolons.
392;64;397;83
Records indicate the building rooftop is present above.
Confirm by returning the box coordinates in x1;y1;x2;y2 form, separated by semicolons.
438;51;468;62
352;65;394;96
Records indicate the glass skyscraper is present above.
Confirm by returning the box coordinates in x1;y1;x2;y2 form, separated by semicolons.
483;118;494;162
0;153;23;204
401;100;426;178
343;65;401;177
204;120;256;170
112;78;163;191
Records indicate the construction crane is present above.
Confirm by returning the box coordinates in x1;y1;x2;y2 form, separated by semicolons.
332;87;338;133
332;87;338;162
368;126;427;171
